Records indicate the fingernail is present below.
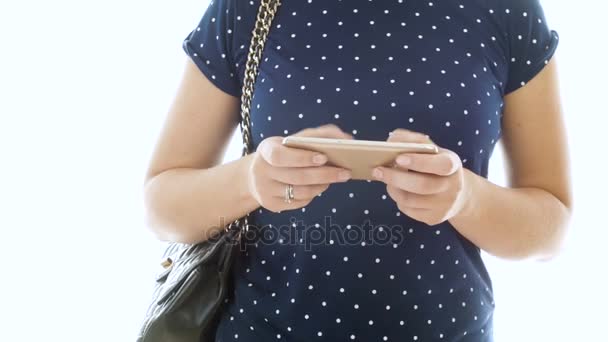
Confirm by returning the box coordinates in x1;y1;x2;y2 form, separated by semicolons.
312;154;327;165
338;170;352;181
373;168;383;179
397;156;411;166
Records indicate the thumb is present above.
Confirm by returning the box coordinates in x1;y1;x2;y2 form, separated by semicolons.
387;128;434;144
295;124;354;139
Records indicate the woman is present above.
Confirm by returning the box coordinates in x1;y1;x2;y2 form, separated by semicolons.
143;0;572;340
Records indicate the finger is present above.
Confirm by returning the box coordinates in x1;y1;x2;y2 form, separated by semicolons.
386;186;429;210
373;166;448;195
280;199;313;211
259;137;329;167
295;124;354;140
269;181;330;201
404;207;440;226
265;198;312;213
394;149;461;176
264;182;328;212
386;185;439;209
387;128;433;143
270;166;352;185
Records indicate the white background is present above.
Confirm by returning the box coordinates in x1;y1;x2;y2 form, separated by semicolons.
0;1;606;341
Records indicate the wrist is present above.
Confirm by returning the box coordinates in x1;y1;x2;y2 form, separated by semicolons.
451;168;480;224
239;153;262;211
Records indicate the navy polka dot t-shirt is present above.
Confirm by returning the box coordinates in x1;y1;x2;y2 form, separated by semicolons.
182;0;559;341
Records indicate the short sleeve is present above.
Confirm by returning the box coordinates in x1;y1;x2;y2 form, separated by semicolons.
502;0;559;95
182;0;242;97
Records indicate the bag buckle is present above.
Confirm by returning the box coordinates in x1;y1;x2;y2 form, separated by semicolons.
160;257;173;269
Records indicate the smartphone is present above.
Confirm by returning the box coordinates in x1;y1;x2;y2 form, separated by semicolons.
282;136;439;180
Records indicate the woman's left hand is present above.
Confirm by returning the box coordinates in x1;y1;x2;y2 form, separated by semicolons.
372;129;473;226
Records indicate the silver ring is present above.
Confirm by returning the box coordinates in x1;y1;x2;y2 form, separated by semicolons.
284;184;295;203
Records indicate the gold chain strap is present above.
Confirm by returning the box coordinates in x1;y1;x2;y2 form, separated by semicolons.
240;0;281;155
228;0;281;234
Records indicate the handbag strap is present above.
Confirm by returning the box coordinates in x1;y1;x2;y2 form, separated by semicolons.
228;0;282;234
240;0;281;156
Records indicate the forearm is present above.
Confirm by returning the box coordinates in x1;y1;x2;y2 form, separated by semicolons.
144;154;260;244
449;169;572;260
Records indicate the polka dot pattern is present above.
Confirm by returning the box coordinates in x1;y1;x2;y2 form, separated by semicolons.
182;0;558;341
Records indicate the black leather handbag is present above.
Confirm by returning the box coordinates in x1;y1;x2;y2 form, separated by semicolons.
136;1;282;341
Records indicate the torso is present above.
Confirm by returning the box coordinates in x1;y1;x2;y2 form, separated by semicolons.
215;0;509;340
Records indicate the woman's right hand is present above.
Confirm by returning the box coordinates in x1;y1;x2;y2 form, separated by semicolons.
247;124;354;213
